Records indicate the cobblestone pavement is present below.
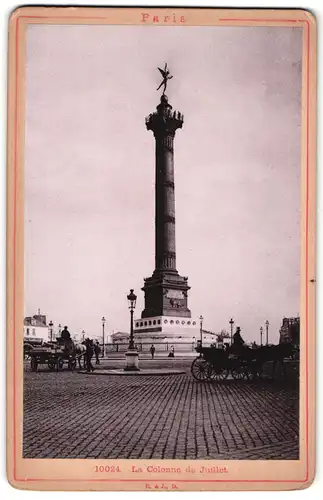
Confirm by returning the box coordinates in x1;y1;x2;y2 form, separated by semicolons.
23;359;299;460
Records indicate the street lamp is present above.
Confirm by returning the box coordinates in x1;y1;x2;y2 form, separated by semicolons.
127;289;137;349
81;330;85;342
260;326;263;346
199;315;203;346
101;316;106;358
124;289;139;371
48;320;53;342
229;318;234;345
265;320;269;345
58;323;62;335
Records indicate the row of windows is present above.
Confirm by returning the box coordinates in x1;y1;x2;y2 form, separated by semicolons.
136;319;161;328
25;328;36;336
165;320;196;326
135;319;196;328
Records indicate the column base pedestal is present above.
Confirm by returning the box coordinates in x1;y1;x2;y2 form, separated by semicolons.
124;349;140;371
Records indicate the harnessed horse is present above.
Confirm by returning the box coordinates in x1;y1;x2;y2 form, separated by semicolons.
228;342;294;379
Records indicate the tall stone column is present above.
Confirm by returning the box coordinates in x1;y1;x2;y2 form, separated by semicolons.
146;94;183;272
141;94;191;319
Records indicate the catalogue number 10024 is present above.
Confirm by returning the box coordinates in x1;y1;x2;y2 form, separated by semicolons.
94;465;121;473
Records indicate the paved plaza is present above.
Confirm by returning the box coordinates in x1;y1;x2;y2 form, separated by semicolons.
23;358;299;460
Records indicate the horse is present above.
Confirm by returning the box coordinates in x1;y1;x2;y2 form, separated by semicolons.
255;342;295;379
228;342;294;380
75;343;86;369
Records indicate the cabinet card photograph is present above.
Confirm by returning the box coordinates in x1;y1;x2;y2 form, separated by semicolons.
6;6;316;492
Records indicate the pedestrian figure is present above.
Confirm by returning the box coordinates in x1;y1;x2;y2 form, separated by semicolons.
150;344;155;359
168;345;175;358
94;341;101;365
85;338;95;372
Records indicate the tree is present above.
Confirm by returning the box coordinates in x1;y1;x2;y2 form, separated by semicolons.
216;329;230;343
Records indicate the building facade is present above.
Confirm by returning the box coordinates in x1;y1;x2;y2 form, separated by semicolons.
111;327;219;351
279;317;300;345
24;314;49;344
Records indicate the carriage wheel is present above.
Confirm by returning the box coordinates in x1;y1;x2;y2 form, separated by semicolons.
231;364;246;380
191;358;211;381
208;366;229;381
30;358;38;372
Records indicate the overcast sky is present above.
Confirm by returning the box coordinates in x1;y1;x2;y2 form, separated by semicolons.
24;25;302;344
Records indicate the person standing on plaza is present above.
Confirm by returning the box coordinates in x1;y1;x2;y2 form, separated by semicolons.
94;341;101;365
85;338;94;372
168;345;175;357
150;344;155;359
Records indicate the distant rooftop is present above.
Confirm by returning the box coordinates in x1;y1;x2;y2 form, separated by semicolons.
24;316;47;328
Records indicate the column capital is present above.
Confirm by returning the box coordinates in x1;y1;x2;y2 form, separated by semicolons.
145;94;184;136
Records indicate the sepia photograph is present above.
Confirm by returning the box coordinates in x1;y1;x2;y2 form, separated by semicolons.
22;21;301;461
6;6;316;491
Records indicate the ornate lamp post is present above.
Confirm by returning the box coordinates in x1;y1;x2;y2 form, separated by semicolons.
48;320;53;342
199;315;203;347
229;318;234;345
124;289;139;371
265;320;269;345
260;326;263;346
127;290;136;349
101;316;106;358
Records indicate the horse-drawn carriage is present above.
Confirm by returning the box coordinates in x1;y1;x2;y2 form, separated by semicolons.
191;342;295;382
29;342;78;372
191;346;255;381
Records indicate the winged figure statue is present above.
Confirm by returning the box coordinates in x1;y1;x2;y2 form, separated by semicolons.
157;63;173;93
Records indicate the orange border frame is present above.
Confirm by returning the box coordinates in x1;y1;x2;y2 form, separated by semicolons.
7;7;316;491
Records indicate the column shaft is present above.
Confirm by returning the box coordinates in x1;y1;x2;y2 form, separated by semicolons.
155;134;176;271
